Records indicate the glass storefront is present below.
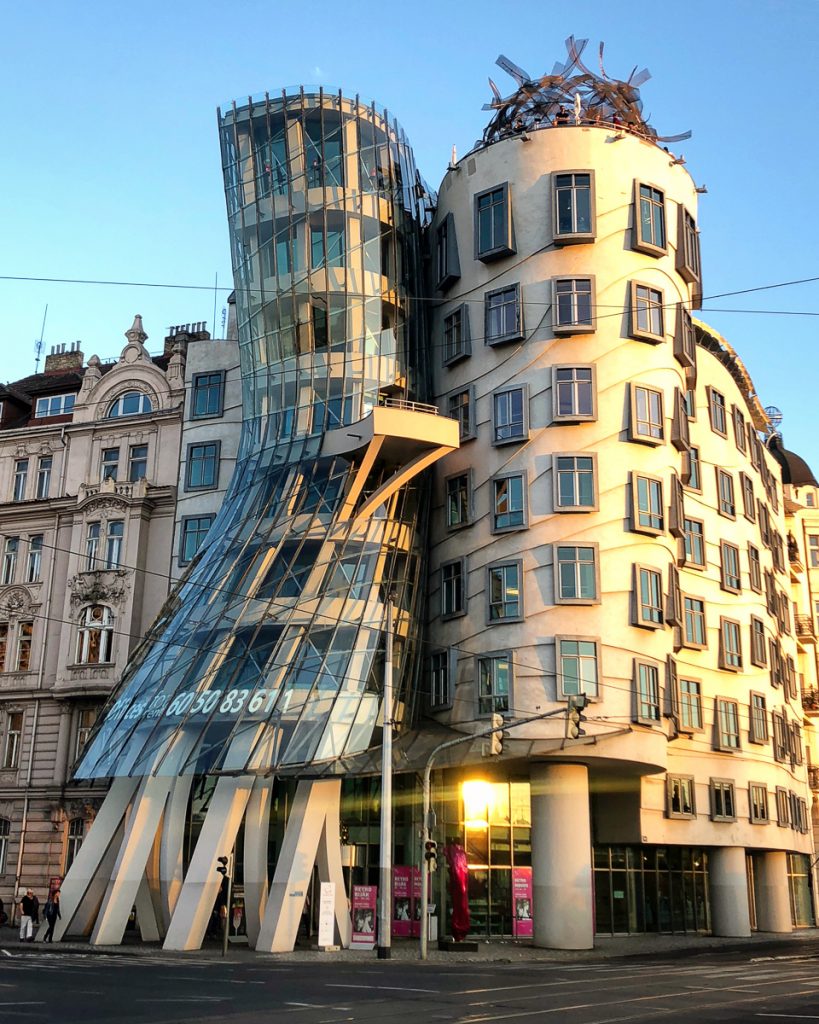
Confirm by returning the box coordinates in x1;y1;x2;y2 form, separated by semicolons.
787;853;816;927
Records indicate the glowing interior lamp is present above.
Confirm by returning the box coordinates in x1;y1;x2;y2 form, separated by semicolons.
462;779;494;830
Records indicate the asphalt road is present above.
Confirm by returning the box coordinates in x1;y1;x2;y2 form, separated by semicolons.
2;944;819;1024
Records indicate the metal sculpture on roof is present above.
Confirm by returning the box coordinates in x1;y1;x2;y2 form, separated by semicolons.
479;36;692;148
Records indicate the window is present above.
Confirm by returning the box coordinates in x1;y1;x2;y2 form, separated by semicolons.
15;624;31;673
750;619;767;668
107;391;152;417
435;213;461;290
179;515;214;564
716;698;741;750
684;388;696;419
443;305;470;365
555;545;598;604
65;818;85;873
75;708;97;762
0;624;7;671
86;522;100;570
683;596;706;649
749;692;768;743
25;535;42;584
76;605;114;664
474;183;513;261
808;534;819;569
748;544;762;593
674;305;697;368
492;386;527;444
557;637;599;699
553;277;595;333
710;779;736;822
749;784;769;824
487;562;522;622
0;817;8;874
732;406;747;453
671;389;690;451
719;617;743;671
3;712;22;768
105;521;124;569
776;787;790;827
492;473;526;531
446;472;471;529
553;366;595;421
553;171;594;243
128;444;148;482
477;653;511;715
485;284;523;345
682;518;705;569
683;446;700;490
12;459;28;502
310;222;345;268
634;182;666;254
555;455;597;511
36;457;52;499
740;474;755;522
679;679;703;731
708;387;727;436
716;469;736;518
720;542;741;593
634;659;661;723
186;441;220;490
429;651;452;709
630;282;664;342
101;448;119;481
630;385;664;443
1;537;18;584
677;207;701;285
632;474;664;534
772;712;789;762
34;393;75;418
441;560;465;619
191;371;225;418
635;565;664;628
667;775;695;819
447;388;474;441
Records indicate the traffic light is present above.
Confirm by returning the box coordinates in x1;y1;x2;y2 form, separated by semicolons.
490;712;504;755
566;695;589;739
424;839;438;872
216;855;229;878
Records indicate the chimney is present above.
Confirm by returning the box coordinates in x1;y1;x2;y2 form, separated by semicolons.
163;321;211;356
44;341;84;373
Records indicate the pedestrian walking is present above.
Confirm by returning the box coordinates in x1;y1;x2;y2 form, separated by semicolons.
18;888;39;942
43;889;61;942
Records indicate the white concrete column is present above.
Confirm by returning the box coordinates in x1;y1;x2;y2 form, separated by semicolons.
755;851;792;933
710;847;751;937
530;763;593;950
243;776;273;946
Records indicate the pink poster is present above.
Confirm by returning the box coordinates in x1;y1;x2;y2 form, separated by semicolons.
392;866;413;937
410;867;423;938
512;867;533;938
351;884;377;948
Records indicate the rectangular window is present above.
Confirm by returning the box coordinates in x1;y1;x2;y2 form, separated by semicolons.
101;448;119;482
719;617;743;671
2;712;23;768
441;560;465;618
492;473;526;531
446;472;471;529
13;459;28;502
683;596;706;648
487;562;522;622
477;653;511;715
447;388;474;441
677;207;701;284
772;712;789;762
635;182;666;254
475;183;513;261
748;544;762;593
0;623;7;672
557;637;599;699
740;474;755;521
671;388;690;451
632;474;664;534
750;692;768;743
630;385;664;443
776;786;790;827
492;386;527;444
36;457;52;499
708;387;727;436
750;619;767;668
667;775;695;819
429;651;452;709
25;535;43;584
443;305;470;365
679;679;703;731
720;542;741;593
186;441;220;490
553;171;594;243
86;523;100;570
128;444;148;482
34;393;75;418
74;708;98;763
683;518;705;569
15;622;32;671
635;565;664;628
435;212;461;291
310;223;345;269
630;282;665;342
749;784;769;824
683;446;701;491
553;366;595;422
808;535;819;569
710;779;737;822
674;305;697;368
484;284;523;345
716;698;741;750
553;277;595;333
555;545;598;604
716;469;736;518
634;659;661;723
732;405;747;453
191;371;225;418
684;388;696;419
555;455;597;511
105;521;124;569
179;515;214;565
1;537;18;585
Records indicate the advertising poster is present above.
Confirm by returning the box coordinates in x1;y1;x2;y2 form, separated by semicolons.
350;884;377;949
512;866;533;938
411;866;424;938
392;866;412;937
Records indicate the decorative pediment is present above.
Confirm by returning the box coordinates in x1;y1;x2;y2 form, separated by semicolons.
68;570;130;608
0;586;37;619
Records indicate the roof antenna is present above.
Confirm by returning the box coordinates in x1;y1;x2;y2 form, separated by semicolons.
34;303;48;372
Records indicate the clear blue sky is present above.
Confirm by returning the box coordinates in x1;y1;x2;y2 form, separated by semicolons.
2;0;818;467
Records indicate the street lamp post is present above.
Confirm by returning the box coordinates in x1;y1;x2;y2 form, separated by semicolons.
377;595;394;959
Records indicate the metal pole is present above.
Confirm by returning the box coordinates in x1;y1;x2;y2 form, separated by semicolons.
377;595;393;959
419;759;433;960
222;852;233;958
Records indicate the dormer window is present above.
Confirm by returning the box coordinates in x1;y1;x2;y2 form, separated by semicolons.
107;391;152;418
34;394;75;418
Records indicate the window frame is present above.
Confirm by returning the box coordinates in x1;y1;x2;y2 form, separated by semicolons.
716;469;736;519
683;445;701;492
749;783;769;824
191;370;226;419
682;517;706;570
631;473;664;535
629;384;665;445
676;206;701;286
476;651;512;716
719;541;742;594
184;440;221;491
100;447;119;482
445;470;473;530
491;471;528;533
750;618;767;669
556;635;600;701
674;304;697;369
749;691;769;743
428;649;455;711
36;456;52;499
633;180;667;257
552;365;596;423
128;444;148;483
75;604;114;665
12;459;29;502
491;384;528;446
707;386;728;437
442;304;471;366
552;276;596;335
106;390;153;418
554;543;600;605
682;594;707;650
552;169;596;244
34;393;76;418
633;657;662;725
554;453;598;512
710;778;737;823
474;183;514;262
441;558;466;620
715;697;741;751
446;386;475;442
486;560;523;624
678;677;704;733
748;544;762;593
435;212;461;291
25;535;43;584
719;616;743;672
629;281;665;343
484;283;523;345
179;514;215;566
633;564;664;630
666;774;696;820
2;711;23;769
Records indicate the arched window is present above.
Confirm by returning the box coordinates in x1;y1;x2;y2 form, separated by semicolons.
0;817;9;874
107;391;152;418
76;606;114;664
65;817;84;872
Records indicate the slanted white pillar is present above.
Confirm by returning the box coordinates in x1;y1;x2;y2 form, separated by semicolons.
159;774;193;930
244;776;274;945
710;846;751;937
134;875;162;942
530;763;593;950
755;851;792;933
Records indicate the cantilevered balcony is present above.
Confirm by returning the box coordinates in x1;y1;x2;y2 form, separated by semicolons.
795;614;816;645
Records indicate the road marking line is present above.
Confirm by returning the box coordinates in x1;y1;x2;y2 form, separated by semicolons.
326;984;440;994
756;1016;819;1020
